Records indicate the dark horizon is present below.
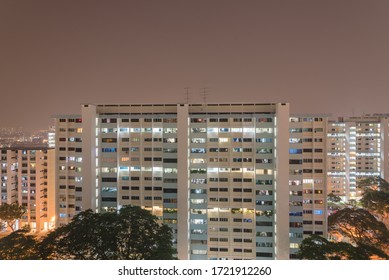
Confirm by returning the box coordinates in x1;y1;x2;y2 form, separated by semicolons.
1;0;389;132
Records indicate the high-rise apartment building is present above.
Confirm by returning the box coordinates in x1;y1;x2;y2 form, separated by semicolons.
53;116;83;227
54;103;292;260
327;115;389;201
288;116;328;258
0;148;55;232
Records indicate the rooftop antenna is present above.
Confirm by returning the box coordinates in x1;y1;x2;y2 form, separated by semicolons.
184;87;191;104
200;87;210;104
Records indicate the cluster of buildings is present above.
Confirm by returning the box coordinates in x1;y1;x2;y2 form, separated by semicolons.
0;127;50;149
1;102;388;260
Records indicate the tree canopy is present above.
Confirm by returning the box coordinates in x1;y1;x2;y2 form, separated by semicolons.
0;203;25;231
358;177;389;192
298;176;389;260
328;207;389;247
327;193;341;203
0;229;38;260
358;176;389;224
37;205;175;260
297;235;388;260
0;205;175;260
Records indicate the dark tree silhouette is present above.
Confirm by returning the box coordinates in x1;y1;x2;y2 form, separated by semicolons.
328;208;389;246
37;205;175;260
0;229;38;260
0;203;25;231
358;177;389;224
297;235;388;260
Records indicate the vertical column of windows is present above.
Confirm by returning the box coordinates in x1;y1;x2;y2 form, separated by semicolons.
189;118;208;259
100;119;119;212
161;117;178;248
255;117;275;259
57;118;83;226
288;118;304;259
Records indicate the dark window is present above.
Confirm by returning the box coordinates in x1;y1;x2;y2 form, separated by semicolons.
102;197;117;202
163;158;177;163
163;188;177;193
256;221;272;226
102;177;117;182
256;252;273;258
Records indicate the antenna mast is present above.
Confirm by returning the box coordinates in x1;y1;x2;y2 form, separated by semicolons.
200;87;209;104
184;87;191;104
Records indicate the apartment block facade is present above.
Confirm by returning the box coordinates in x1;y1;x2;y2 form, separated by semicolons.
53;116;83;227
54;103;291;260
0;148;55;232
288;116;328;257
327;115;389;201
3;102;389;258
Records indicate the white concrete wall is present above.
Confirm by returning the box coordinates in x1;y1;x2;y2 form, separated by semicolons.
81;104;97;211
177;104;190;260
275;103;290;260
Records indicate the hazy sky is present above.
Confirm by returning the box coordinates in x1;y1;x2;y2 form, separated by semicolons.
1;0;389;131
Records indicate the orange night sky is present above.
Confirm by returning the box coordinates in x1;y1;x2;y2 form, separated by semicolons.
1;0;389;131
